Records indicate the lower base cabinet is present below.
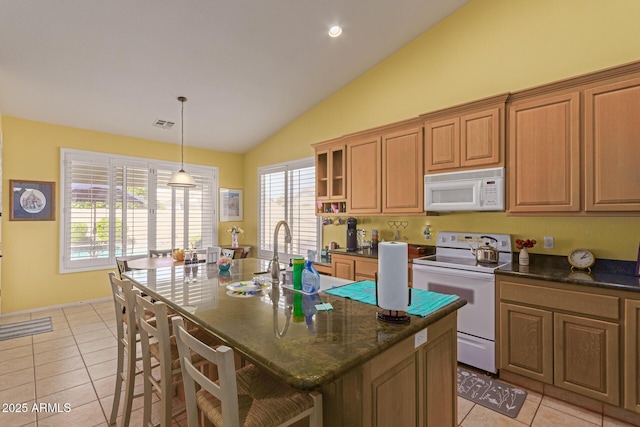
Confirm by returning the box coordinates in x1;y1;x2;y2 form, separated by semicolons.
321;312;458;426
498;276;622;406
625;300;640;413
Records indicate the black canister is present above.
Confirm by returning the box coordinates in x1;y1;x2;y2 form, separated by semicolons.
346;217;358;251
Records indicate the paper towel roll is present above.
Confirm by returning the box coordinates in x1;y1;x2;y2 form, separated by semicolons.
377;241;408;311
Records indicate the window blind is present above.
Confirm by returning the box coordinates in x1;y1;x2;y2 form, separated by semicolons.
60;149;218;273
258;158;319;261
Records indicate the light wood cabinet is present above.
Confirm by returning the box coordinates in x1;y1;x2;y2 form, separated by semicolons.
500;303;553;383
498;276;621;405
332;255;355;280
507;92;581;213
422;93;507;174
584;77;640;212
347;134;381;215
314;138;347;215
625;299;640;413
381;124;424;214
554;313;619;404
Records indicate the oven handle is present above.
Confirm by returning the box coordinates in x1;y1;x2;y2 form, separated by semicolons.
412;264;494;279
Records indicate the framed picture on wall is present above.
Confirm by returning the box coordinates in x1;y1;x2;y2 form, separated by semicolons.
10;180;56;221
219;188;243;222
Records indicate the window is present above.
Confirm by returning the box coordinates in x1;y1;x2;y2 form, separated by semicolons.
258;158;320;261
60;149;218;273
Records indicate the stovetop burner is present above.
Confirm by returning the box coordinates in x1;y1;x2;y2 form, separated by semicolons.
412;232;513;273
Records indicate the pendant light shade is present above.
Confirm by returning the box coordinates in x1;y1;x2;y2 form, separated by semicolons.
168;96;196;188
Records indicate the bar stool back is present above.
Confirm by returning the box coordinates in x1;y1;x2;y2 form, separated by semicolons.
172;316;323;427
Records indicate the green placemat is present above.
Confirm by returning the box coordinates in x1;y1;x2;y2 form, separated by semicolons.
325;280;459;317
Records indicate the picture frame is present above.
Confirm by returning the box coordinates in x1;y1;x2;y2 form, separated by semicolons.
219;188;243;222
10;180;56;221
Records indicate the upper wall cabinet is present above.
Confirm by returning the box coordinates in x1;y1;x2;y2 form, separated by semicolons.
507;61;640;215
381;123;424;214
508;92;581;213
347;132;382;215
584;77;640;212
313;138;347;215
422;94;508;174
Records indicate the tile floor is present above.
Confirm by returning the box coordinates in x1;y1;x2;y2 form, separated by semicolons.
0;300;636;427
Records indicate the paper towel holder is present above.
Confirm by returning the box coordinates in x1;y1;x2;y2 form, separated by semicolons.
374;272;412;324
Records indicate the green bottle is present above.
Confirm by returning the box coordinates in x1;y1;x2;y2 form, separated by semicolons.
292;258;305;290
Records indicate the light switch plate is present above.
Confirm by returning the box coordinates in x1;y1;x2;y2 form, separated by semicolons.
414;328;428;348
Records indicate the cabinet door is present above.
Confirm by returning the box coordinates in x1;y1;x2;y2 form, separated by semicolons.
508;92;581;213
332;255;355;280
500;303;553;383
382;125;424;214
425;117;459;172
554;313;619;405
625;300;640;413
584;77;640;212
347;135;381;214
315;149;329;199
461;107;501;168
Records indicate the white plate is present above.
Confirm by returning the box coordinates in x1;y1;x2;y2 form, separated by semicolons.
225;280;271;296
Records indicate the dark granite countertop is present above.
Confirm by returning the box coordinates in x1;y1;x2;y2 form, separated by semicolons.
330;244;436;261
497;254;640;293
124;258;465;390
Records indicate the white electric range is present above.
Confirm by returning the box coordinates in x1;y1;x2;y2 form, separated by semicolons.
412;231;512;373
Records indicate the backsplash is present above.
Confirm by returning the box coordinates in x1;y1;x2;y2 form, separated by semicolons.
320;212;640;261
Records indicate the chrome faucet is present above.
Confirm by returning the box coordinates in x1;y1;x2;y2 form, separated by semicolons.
270;220;292;285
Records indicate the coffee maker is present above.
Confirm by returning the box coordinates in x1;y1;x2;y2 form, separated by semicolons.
346;217;358;251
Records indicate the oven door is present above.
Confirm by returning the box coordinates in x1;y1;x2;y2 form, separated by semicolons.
412;263;496;372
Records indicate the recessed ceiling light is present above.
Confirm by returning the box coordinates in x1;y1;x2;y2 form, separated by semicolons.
328;25;342;38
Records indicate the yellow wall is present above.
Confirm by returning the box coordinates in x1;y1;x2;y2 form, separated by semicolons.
1;117;244;313
244;0;640;261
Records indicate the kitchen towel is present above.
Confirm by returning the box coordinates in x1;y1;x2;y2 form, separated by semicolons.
377;241;409;311
325;280;459;317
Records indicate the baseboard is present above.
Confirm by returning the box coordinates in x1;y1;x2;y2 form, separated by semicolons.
0;297;112;318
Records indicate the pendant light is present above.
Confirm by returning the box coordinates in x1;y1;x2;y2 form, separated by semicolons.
168;96;196;187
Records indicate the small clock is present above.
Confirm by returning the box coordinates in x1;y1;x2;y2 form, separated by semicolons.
568;249;595;271
568;270;594;281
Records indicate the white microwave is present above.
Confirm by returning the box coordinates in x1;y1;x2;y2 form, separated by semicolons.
424;167;505;212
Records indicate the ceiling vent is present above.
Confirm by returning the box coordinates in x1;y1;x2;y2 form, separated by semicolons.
152;119;175;129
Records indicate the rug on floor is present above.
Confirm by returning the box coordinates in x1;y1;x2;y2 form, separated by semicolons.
0;317;52;341
457;366;528;418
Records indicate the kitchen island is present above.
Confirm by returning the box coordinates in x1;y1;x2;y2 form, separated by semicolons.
124;258;466;426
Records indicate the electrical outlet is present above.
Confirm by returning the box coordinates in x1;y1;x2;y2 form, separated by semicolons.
544;236;554;249
414;328;428;348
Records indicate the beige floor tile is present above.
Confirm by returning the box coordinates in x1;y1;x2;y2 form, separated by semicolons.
36;383;99;421
77;336;117;355
67;315;103;328
458;397;475;423
0;399;37;427
0;344;33;362
0;382;36;405
0;314;32;325
35;355;85;381
0;367;35;392
36;367;91;397
73;327;115;344
32;327;73;344
36;399;106;427
33;336;77;354
93;375;117;399
0;354;33;376
69;321;111;336
540;395;603;425
461;404;528;426
49;317;71;331
63;304;97;314
513;393;542;426
0;335;33;351
87;358;118;382
81;347;118;367
533;404;599;427
34;345;81;366
31;309;65;319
